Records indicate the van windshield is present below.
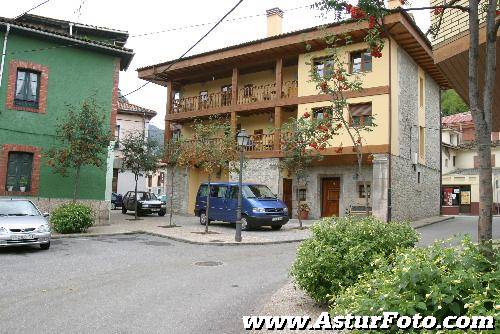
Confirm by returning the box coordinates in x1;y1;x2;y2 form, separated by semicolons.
243;185;276;199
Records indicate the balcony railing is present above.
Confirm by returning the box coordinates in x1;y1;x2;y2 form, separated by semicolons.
171;80;298;114
244;133;275;152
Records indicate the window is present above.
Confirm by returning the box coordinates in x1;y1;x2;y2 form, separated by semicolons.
157;172;164;187
298;188;307;201
173;129;181;140
417;171;421;184
419;77;424;108
15;69;40;108
6;152;33;192
114;125;120;148
419;126;425;160
313;58;334;78
473;155;496;168
221;85;232;106
358;183;371;198
312;107;332;120
350;51;372;73
199;91;208;102
496;180;499;189
243;84;254;98
444;159;448;168
453;156;456;167
148;175;152;188
349;103;372;127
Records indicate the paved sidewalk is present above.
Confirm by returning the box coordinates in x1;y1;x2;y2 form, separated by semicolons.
52;211;453;245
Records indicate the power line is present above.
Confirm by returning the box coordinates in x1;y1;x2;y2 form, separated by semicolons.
14;0;52;19
6;3;317;55
122;0;246;97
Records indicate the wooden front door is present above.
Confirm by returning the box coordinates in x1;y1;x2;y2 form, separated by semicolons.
321;178;340;217
282;178;293;218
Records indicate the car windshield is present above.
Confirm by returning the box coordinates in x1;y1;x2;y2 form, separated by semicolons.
243;185;276;199
0;201;40;216
138;193;157;201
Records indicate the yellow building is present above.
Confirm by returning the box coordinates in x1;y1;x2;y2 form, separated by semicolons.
138;7;448;221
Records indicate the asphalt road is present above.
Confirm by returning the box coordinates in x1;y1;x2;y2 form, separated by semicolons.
1;215;498;334
417;215;500;246
0;235;298;334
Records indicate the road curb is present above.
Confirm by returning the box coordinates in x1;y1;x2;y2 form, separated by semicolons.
412;216;454;229
52;230;308;246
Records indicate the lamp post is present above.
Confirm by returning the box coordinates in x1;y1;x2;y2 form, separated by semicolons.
235;129;250;242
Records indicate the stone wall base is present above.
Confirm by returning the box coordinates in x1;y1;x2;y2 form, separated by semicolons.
1;196;111;226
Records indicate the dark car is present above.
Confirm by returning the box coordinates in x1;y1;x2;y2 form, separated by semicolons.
121;191;166;216
194;182;289;230
111;193;123;210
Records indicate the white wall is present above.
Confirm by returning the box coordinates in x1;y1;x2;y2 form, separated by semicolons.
117;171;148;196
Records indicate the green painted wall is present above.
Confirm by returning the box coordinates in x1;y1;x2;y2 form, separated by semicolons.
0;31;118;200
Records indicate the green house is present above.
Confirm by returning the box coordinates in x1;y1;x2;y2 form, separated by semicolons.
0;14;134;220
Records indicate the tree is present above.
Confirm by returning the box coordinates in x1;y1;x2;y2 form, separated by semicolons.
279;115;340;228
120;131;163;220
442;89;469;115
163;138;185;227
315;0;499;249
46;97;112;202
178;116;239;233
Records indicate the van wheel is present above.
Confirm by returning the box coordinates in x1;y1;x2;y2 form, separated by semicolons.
241;217;250;231
122;207;127;214
158;210;166;217
200;212;210;225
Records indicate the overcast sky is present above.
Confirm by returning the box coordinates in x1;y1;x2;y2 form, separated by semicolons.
4;0;430;129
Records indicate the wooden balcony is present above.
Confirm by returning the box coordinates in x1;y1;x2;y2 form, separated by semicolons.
171;80;298;114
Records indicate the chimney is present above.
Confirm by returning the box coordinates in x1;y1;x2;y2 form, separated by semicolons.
266;8;283;37
387;0;401;9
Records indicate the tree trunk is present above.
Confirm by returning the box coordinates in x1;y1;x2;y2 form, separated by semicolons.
169;167;175;227
134;174;139;220
468;2;494;247
206;174;211;233
296;175;303;229
73;165;81;203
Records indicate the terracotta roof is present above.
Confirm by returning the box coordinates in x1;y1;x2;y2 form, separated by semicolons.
118;101;157;118
442;112;472;125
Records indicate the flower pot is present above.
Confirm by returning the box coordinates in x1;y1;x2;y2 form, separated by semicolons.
20;186;26;192
299;210;309;220
7;186;13;192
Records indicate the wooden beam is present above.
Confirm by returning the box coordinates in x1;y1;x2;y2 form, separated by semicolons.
275;58;283;100
165;81;173;144
274;106;283;150
231;67;239;106
231;111;237;133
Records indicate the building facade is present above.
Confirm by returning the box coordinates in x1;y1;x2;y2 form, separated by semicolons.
0;14;133;221
441;112;500;215
113;95;164;196
138;8;448;221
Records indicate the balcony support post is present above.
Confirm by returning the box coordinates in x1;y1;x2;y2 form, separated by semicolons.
231;111;237;134
275;58;283;99
274;106;283;150
231;67;239;106
165;81;174;145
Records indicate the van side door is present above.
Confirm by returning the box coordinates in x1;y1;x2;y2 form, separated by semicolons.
210;185;228;221
226;186;238;223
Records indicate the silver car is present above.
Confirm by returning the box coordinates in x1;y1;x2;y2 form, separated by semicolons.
0;199;51;250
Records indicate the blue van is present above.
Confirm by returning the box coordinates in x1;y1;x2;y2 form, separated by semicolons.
194;182;289;230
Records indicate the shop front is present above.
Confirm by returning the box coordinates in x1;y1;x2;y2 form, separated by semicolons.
441;185;473;215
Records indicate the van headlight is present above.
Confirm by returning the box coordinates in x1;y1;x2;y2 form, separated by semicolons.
252;207;266;213
283;207;288;213
36;224;50;233
0;226;9;234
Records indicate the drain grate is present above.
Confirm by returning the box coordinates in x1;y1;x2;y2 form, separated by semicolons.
194;261;223;267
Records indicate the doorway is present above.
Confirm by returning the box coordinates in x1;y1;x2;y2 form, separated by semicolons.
282;178;293;218
321;177;340;217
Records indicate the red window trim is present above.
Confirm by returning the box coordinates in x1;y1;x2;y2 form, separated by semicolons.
0;144;42;196
6;60;49;114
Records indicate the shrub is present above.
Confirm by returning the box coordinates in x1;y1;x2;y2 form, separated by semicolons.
331;237;499;328
51;203;94;234
291;216;419;303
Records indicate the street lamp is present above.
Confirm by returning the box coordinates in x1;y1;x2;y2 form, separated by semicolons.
235;129;250;242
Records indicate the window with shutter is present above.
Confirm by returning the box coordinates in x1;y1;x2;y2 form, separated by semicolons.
15;69;40;108
350;51;372;73
6;152;34;192
349;103;373;127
